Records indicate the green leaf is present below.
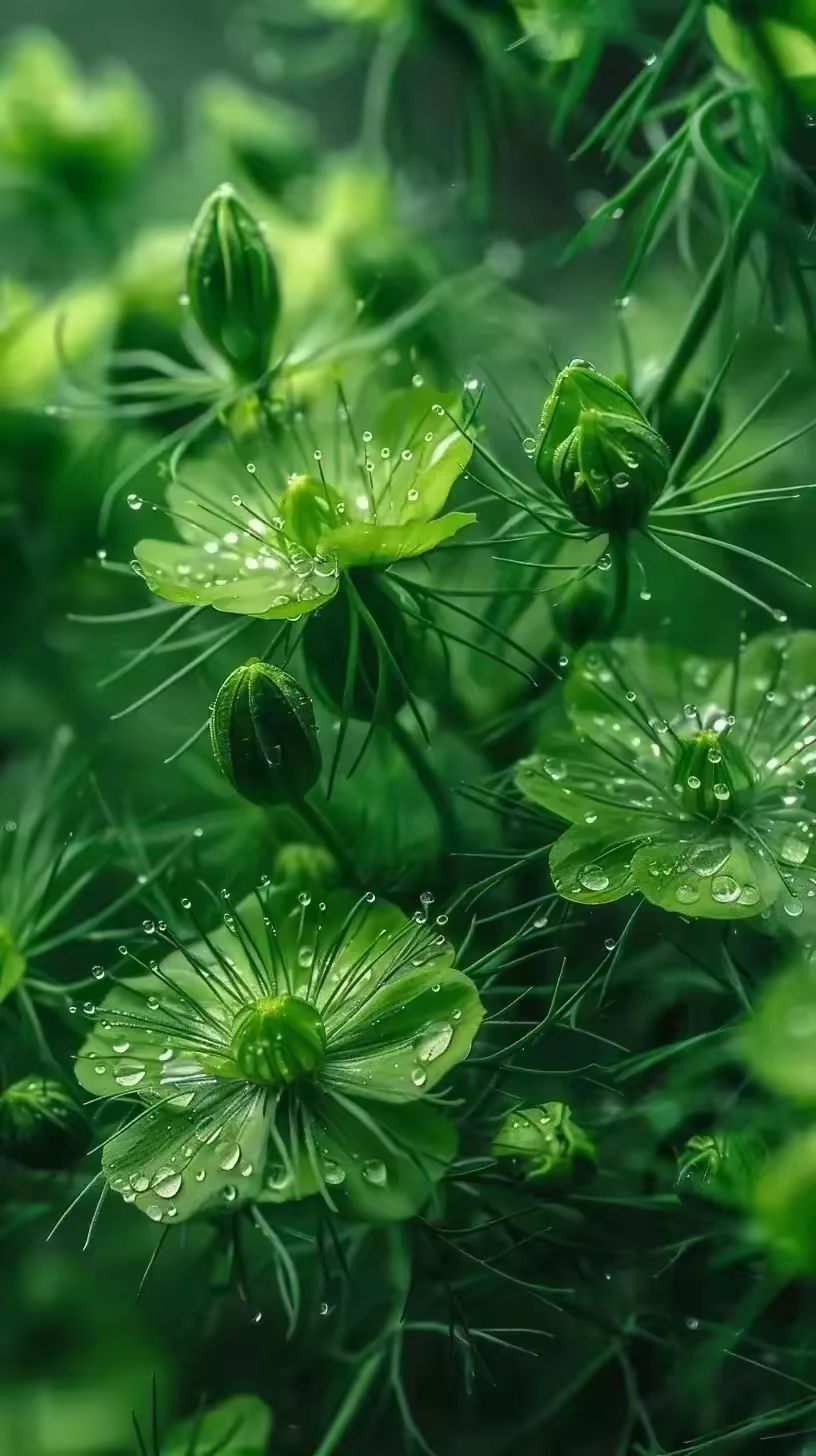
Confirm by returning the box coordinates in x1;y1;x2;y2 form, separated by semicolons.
164;1394;272;1456
549;815;659;904
323;966;484;1101
134;534;339;620
630;832;778;918
319;511;476;569
743;960;816;1101
102;1081;268;1223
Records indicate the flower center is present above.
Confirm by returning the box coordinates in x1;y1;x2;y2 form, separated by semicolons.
672;729;754;819
231;994;327;1086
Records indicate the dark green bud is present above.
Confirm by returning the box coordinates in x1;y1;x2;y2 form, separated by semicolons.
672;729;755;818
210;659;321;806
186;184;279;382
551;567;617;648
677;1130;764;1205
232;994;326;1085
0;1076;90;1170
491;1102;595;1183
273;841;340;892
535;361;670;531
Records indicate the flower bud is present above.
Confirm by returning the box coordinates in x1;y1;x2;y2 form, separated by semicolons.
672;729;754;818
491;1102;595;1183
232;994;327;1085
210;660;321;806
186;184;280;382
273;841;340;892
677;1130;764;1205
535;361;670;531
0;1076;90;1169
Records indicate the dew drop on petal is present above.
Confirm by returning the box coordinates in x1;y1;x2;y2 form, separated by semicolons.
362;1159;388;1186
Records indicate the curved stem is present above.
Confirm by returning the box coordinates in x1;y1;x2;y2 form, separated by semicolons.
389;716;462;855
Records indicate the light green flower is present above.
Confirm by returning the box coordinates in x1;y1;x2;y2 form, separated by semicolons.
75;883;483;1224
132;385;474;620
517;633;816;924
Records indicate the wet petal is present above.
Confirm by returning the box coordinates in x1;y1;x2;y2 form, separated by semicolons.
323;967;483;1101
134;534;339;620
549;815;660;903
102;1081;268;1223
631;832;778;918
319;511;475;569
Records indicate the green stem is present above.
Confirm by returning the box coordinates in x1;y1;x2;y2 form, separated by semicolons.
606;535;631;636
312;1350;386;1456
643;178;758;414
389;716;462;855
298;797;360;888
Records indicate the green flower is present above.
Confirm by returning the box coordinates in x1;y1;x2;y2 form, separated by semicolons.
491;1101;595;1182
132;385;474;622
75;883;483;1224
0;29;154;203
517;633;816;923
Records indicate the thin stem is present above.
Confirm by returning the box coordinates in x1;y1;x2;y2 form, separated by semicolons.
389;716;462;855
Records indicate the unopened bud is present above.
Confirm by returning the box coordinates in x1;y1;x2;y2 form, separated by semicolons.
677;1130;764;1205
535;361;670;531
491;1101;595;1183
186;184;279;382
0;1076;89;1169
210;659;321;806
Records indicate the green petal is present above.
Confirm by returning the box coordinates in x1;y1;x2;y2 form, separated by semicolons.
304;1092;457;1222
102;1081;268;1223
318;511;476;569
368;386;473;525
75;969;237;1102
742;960;816;1101
164;1396;273;1456
630;832;778;918
549;815;660;903
566;640;728;767
323;966;483;1101
727;632;816;783
134;535;339;619
761;817;816;933
517;704;670;825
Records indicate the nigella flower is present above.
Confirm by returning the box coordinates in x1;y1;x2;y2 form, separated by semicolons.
516;632;816;924
75;883;483;1224
129;385;475;622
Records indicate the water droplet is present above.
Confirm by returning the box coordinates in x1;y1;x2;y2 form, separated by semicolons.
784;896;804;918
675;882;700;905
145;1204;164;1222
152;1168;182;1199
362;1159;388;1185
711;875;741;904
127;494;142;511
411;1067;427;1087
323;1160;346;1185
579;864;610;892
223;1185;238;1203
216;1142;241;1171
690;843;730;878
415;1022;454;1062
